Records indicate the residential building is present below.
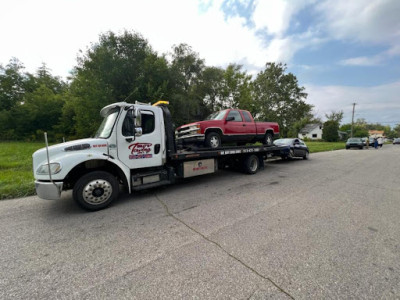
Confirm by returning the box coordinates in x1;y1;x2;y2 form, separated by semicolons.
298;124;323;140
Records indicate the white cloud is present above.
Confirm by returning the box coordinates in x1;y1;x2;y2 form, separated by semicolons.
305;81;400;125
0;0;273;77
340;56;383;67
0;0;313;78
252;0;315;37
316;0;400;45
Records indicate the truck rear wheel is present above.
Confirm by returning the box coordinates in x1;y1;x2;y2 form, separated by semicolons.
73;171;119;211
264;133;273;145
243;155;259;174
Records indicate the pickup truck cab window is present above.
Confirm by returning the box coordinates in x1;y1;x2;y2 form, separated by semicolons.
242;111;252;122
227;110;243;122
205;110;227;120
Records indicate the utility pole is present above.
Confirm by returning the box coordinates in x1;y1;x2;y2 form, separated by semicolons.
351;103;356;138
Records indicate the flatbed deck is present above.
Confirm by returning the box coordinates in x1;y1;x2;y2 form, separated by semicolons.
169;144;285;161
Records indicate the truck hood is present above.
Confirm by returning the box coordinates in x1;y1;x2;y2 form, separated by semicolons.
33;138;109;170
177;120;222;131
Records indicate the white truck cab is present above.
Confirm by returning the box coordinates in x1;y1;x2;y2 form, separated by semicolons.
33;101;169;210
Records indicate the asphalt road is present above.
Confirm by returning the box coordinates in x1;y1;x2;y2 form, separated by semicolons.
1;145;399;299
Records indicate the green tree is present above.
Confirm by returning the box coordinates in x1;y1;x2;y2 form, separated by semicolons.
168;44;205;125
0;58;26;110
69;30;170;137
325;110;344;123
323;120;340;142
197;66;224;113
0;59;67;141
252;62;312;137
221;64;253;111
392;124;400;137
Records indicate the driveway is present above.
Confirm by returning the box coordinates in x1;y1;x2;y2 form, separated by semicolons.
1;145;399;299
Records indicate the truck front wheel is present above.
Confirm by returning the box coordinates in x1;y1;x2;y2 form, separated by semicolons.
205;132;221;148
73;171;119;211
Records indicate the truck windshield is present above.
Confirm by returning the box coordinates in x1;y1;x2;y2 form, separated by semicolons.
95;108;120;138
205;110;227;120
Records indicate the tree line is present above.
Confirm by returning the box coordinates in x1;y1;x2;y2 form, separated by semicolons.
321;111;400;142
1;30;398;143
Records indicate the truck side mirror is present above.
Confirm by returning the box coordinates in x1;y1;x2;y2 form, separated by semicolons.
135;127;142;137
134;108;142;127
226;116;235;122
134;108;143;137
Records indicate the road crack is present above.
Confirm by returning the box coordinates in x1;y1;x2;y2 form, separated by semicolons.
155;193;295;300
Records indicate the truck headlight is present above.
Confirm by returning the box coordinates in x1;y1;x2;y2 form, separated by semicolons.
37;163;62;175
191;124;201;134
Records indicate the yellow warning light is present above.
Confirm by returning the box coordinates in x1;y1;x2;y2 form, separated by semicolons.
152;100;169;106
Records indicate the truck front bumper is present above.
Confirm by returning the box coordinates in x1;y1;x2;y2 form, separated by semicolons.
35;180;63;200
176;134;205;144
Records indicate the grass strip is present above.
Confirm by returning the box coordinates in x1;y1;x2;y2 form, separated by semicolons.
0;142;45;200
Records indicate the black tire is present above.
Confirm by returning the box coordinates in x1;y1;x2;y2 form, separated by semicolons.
205;132;221;148
288;149;295;159
243;155;259;174
73;171;119;211
303;151;309;160
263;132;273;146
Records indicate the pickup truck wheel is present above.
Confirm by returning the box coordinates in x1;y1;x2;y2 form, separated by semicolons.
73;171;119;211
243;155;259;174
264;133;273;145
205;132;221;148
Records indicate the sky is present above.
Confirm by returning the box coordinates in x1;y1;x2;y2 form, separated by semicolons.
1;0;400;127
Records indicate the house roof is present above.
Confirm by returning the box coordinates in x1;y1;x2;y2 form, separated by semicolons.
368;130;384;137
299;123;322;134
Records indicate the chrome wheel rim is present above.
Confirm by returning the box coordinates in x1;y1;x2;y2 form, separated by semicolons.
210;136;220;148
82;179;113;205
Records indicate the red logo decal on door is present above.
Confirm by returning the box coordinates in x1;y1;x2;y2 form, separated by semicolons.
128;143;153;159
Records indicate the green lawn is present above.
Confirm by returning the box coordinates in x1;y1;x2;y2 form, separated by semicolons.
306;141;346;153
0;142;46;200
0;140;347;200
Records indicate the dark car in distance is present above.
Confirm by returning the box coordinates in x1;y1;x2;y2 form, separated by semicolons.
346;138;364;149
273;138;309;160
393;138;400;145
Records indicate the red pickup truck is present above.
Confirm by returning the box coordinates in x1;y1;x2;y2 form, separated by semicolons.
175;109;280;148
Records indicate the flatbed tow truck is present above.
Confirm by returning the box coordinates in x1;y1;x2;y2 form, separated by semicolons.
33;101;285;211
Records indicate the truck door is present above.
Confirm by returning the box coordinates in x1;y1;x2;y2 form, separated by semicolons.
293;139;304;156
117;108;164;169
241;110;257;141
224;110;248;142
